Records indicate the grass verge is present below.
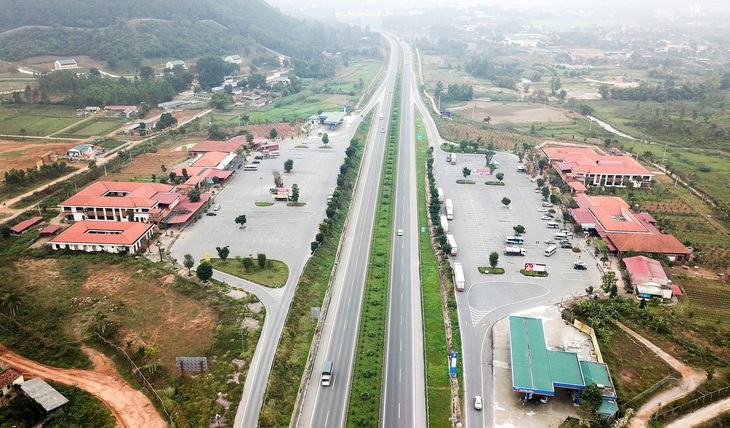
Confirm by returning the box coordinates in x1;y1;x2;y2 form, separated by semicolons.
478;267;506;274
520;269;548;277
209;258;289;288
346;70;401;427
416;112;458;427
257;115;370;427
456;179;475;184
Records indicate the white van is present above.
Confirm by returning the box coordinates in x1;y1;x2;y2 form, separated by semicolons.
546;222;560;229
243;165;258;171
544;245;557;257
554;232;569;240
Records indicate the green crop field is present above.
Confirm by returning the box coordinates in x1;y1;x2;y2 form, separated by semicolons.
54;117;123;138
0;105;80;136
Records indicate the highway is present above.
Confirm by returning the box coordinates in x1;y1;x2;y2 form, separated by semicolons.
381;38;427;428
297;35;400;428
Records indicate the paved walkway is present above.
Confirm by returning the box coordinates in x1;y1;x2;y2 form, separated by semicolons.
616;322;705;428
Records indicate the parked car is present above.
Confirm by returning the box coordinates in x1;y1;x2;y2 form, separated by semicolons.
544;239;556;245
474;396;483;411
561;241;573;249
541;215;553;221
206;212;217;216
535;188;542;193
252;160;261;164
213;204;221;211
254;155;263;160
542;202;554;208
574;261;588;270
537;208;549;212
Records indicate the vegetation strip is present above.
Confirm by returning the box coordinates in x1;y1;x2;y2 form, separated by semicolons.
415;112;463;426
257;117;370;427
345;68;402;427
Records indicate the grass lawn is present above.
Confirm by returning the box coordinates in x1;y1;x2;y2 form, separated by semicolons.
54;117;123;138
209;257;289;288
0;105;79;136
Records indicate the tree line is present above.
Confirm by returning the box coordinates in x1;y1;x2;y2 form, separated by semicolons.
3;161;72;189
600;79;716;103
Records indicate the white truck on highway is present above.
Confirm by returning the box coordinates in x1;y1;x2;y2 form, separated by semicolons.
440;214;449;233
446;233;458;256
437;187;444;204
452;262;465;292
504;246;526;256
445;198;454;220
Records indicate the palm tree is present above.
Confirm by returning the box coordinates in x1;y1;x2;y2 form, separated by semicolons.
2;293;20;316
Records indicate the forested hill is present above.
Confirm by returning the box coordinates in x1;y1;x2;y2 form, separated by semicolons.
0;0;377;67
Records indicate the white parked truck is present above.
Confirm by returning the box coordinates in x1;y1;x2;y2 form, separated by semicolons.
437;187;444;204
453;262;465;292
450;153;457;165
504;246;526;256
445;198;454;220
440;214;449;233
446;233;458;256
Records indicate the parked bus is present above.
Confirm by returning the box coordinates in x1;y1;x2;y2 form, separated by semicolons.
544;245;557;257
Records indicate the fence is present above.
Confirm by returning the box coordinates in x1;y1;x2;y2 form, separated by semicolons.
625;375;680;407
655;384;730;421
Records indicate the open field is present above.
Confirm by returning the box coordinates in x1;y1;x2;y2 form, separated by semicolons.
243;122;302;140
54;116;124;138
0;105;80;136
435;118;543;149
104;149;188;182
449;100;574;124
0;139;76;176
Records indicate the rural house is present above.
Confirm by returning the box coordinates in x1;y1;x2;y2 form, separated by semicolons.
49;220;156;253
623;256;679;300
165;60;186;69
0;367;24;405
225;55;243;64
67;143;94;159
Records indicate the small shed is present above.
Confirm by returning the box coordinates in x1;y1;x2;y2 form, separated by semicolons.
11;216;43;236
40;225;61;237
20;378;68;413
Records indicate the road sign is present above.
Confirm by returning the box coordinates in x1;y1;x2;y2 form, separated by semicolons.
418;133;422;141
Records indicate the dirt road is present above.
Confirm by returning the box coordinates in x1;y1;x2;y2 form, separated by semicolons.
0;345;166;428
665;397;730;427
616;322;705;428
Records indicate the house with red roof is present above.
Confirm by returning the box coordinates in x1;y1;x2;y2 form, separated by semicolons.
0;367;24;405
48;220;155;253
543;146;653;188
608;233;692;262
59;181;176;223
189;151;236;169
623;256;675;299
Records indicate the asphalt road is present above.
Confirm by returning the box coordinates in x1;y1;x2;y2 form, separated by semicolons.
380;39;427;428
296;36;400;428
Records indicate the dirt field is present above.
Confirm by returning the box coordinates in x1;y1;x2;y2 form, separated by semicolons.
104;150;188;181
244;122;301;140
0;138;79;176
449;100;574;124
0;345;166;428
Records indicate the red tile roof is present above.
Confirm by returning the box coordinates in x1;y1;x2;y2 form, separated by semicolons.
623;256;669;286
11;216;43;233
165;194;212;224
49;221;154;245
543;146;652;177
189;140;242;153
40;225;61;236
0;368;22;386
607;233;691;256
60;181;174;209
193;151;229;168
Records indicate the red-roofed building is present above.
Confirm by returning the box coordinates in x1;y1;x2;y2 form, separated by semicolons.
49;220;155;253
0;367;24;405
162;193;212;226
543;146;652;188
40;225;61;237
623;255;673;299
608;233;692;261
60;181;176;223
189;140;244;155
190;151;235;169
570;195;656;234
10;216;44;236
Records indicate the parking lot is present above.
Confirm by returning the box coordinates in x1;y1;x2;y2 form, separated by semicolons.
170;121;353;266
432;148;602;425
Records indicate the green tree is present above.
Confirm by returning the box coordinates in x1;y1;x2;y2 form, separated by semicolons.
496;172;504;182
501;197;511;208
581;383;603;413
489;251;499;269
257;253;267;269
536;178;545;188
270;128;278;139
242;257;254;272
291;184;300;203
183;254;194;275
2;293;21;316
549;75;562;95
209;93;234;110
216;246;230;263
485;141;496;166
598;84;610;100
197;56;237;89
155;112;177;130
284;159;294;173
601;271;617;293
196;261;213;282
322;133;329;146
513;225;526;235
188;188;201;202
140;66;154;80
542;186;551;200
462;167;471;178
126;209;134;222
235;215;247;228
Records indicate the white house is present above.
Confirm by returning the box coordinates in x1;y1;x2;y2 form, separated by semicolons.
67;144;94;159
49;220;156;254
54;59;77;70
225;55;243;64
165;60;186;70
